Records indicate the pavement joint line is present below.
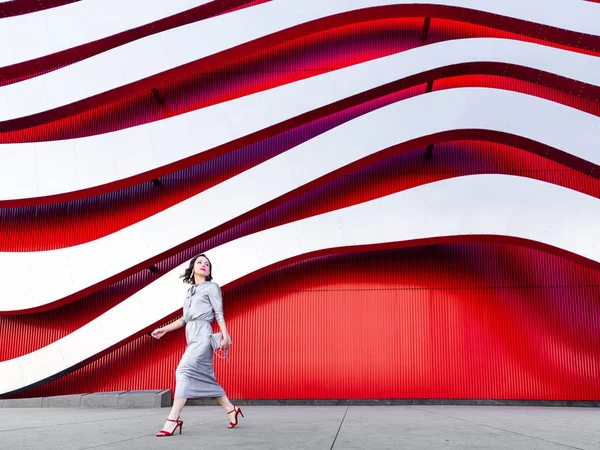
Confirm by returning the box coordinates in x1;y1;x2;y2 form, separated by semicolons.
0;410;167;433
78;419;224;450
414;407;587;450
329;406;349;450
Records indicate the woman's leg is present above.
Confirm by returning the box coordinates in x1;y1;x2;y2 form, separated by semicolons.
215;394;234;412
169;397;188;419
215;394;242;425
159;398;187;433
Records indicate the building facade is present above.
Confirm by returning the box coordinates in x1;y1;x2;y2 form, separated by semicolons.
1;0;599;401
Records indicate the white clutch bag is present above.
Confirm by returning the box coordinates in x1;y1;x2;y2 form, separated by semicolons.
210;332;231;359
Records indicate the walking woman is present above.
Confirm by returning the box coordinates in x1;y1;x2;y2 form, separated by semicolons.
151;254;243;436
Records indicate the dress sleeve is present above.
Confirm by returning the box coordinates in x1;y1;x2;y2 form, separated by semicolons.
179;285;192;325
208;283;224;323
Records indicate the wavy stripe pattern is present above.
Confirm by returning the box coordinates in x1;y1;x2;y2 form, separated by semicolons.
0;1;214;67
2;175;600;394
2;0;600;123
1;86;600;312
2;0;599;400
4;140;600;361
1;38;600;202
1;33;600;134
0;1;269;88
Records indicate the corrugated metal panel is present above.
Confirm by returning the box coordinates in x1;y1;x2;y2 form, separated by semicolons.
6;243;599;400
2;9;599;401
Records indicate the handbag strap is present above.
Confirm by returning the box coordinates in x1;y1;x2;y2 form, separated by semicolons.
214;348;229;360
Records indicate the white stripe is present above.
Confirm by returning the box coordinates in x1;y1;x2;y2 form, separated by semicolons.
1;0;599;120
1;38;599;200
1;174;599;394
0;0;214;68
1;87;599;312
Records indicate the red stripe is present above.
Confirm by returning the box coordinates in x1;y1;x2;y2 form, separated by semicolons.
0;0;79;19
0;0;269;86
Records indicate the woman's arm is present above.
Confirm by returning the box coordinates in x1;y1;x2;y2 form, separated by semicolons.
151;319;184;339
208;283;231;348
217;320;231;349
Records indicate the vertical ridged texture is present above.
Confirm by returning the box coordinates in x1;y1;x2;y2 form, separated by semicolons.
1;10;599;401
6;243;599;400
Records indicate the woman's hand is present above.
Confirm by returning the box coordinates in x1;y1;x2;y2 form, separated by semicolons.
151;328;167;339
220;335;230;350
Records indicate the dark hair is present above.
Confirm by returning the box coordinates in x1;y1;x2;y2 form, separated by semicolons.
180;253;213;284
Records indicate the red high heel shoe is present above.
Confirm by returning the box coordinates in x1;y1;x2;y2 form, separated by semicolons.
155;418;183;437
227;406;244;429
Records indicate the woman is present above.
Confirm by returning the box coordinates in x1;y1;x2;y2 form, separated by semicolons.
151;254;243;437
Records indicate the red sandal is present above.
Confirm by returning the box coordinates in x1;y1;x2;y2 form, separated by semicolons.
227;406;244;429
155;418;183;437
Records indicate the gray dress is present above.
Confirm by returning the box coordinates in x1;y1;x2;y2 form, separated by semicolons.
174;280;226;399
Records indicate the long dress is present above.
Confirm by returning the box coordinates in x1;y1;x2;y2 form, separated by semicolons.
174;280;226;399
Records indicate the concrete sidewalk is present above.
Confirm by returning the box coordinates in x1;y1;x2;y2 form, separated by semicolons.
0;405;598;450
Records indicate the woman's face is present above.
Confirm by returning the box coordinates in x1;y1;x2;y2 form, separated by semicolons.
194;256;211;277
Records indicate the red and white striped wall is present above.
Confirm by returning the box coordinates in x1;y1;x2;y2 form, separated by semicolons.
1;0;599;401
